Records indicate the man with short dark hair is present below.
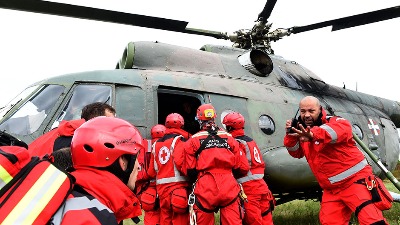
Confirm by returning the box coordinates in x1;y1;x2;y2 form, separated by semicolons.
53;102;116;151
80;102;116;121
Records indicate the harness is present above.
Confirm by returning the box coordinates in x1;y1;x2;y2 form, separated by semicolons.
354;176;393;218
188;129;239;221
195;129;230;159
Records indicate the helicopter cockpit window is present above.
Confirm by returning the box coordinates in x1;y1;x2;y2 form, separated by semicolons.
259;114;275;135
352;124;363;140
0;85;39;119
0;84;65;135
52;84;112;129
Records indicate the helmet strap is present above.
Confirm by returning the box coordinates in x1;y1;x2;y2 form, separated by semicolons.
103;154;137;184
226;126;234;132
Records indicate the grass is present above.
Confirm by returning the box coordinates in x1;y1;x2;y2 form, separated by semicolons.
272;163;400;225
125;163;400;225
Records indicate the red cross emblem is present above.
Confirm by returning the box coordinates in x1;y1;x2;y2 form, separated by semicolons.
158;146;170;164
368;118;380;136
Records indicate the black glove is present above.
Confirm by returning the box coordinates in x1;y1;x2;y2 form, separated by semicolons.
187;168;198;184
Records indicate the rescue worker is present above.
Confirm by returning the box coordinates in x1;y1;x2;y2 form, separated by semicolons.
29;102;116;157
135;124;166;225
147;113;190;225
284;96;390;225
223;111;275;225
184;104;249;225
52;116;143;224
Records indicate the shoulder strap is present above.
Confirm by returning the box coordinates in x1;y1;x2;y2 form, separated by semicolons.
0;156;75;224
170;135;183;153
195;130;228;158
0;156;41;203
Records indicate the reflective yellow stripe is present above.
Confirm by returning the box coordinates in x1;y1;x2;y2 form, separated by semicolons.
3;164;67;225
0;165;13;189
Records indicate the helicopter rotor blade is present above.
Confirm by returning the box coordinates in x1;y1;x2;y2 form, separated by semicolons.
290;5;400;34
257;0;278;23
0;0;190;32
0;0;230;40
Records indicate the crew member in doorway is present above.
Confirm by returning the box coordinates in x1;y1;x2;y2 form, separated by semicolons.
147;113;190;225
184;104;249;225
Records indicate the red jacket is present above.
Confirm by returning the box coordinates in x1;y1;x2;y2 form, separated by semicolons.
28;119;85;157
147;128;189;197
135;138;154;195
284;111;372;190
54;167;141;224
184;127;249;211
230;129;270;194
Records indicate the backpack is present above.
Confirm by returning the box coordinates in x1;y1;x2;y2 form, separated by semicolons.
0;146;75;225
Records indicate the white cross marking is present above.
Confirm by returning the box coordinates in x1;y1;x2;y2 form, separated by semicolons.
368;118;380;136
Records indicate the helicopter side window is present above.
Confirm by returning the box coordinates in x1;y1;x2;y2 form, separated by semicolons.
259;114;275;135
352;124;363;140
52;84;112;129
0;85;65;135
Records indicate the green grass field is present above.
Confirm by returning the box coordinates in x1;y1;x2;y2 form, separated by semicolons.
272;163;400;225
125;163;400;225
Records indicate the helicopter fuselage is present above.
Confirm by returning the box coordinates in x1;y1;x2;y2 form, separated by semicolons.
1;41;399;203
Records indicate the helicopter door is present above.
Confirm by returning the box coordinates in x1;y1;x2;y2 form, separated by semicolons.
157;89;203;135
379;117;400;170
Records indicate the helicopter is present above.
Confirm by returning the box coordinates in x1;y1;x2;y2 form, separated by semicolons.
0;0;400;205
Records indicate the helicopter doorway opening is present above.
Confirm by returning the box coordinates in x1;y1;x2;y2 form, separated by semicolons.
157;89;202;135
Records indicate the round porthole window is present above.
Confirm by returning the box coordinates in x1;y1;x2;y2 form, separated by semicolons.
259;114;275;135
352;124;363;140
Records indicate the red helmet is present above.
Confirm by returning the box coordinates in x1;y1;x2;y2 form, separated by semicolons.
165;113;184;128
223;112;245;129
71;116;144;168
151;124;166;139
196;104;216;121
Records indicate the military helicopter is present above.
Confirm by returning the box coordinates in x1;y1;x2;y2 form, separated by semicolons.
0;0;400;205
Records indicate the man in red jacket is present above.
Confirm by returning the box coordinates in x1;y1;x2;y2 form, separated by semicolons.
184;104;249;225
52;116;143;224
223;111;275;225
284;96;389;225
147;113;190;225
